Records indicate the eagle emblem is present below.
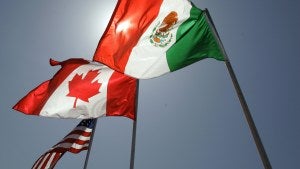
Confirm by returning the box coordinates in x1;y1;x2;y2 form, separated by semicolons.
150;11;178;47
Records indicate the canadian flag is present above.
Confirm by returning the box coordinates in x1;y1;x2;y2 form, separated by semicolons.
13;58;137;120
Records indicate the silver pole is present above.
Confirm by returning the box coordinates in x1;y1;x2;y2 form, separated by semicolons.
130;80;140;169
83;119;98;169
204;9;272;169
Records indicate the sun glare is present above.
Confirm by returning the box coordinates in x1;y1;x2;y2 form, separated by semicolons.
116;20;131;33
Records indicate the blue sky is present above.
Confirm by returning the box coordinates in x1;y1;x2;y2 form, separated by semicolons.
1;0;299;168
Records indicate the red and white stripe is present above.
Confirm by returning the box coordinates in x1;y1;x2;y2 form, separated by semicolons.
32;125;92;169
32;152;63;169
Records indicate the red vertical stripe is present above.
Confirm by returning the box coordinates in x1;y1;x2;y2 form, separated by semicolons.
32;154;44;169
40;153;52;169
93;0;163;72
50;152;64;168
106;71;137;120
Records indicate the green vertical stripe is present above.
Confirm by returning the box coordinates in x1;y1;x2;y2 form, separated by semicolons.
166;5;225;72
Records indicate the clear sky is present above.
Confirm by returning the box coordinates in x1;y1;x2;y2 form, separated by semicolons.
1;0;299;168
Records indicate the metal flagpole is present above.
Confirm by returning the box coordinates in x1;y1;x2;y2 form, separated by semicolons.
130;80;140;169
204;9;272;169
83;119;98;169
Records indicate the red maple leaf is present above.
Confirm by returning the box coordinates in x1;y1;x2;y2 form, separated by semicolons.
67;69;102;108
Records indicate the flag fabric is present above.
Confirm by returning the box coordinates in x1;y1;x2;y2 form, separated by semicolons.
32;119;96;169
93;0;225;79
13;58;137;120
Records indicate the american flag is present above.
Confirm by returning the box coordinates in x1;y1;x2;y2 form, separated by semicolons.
32;119;96;169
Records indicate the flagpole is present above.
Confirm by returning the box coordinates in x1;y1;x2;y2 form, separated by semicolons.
83;118;98;169
130;80;140;169
204;9;272;169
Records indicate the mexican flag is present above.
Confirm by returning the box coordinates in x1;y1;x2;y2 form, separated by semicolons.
93;0;225;79
13;58;137;120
